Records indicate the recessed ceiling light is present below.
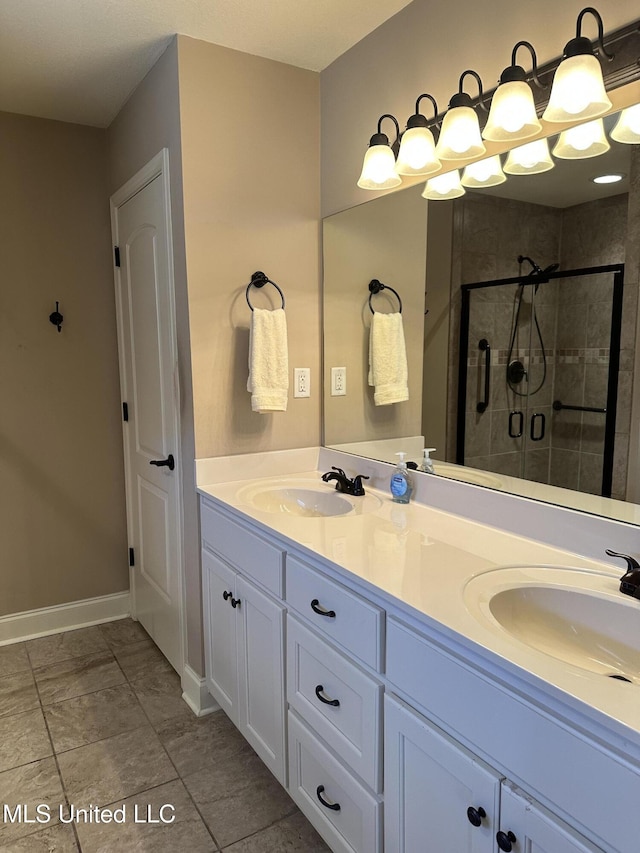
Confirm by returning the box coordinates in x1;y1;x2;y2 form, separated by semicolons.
591;173;625;184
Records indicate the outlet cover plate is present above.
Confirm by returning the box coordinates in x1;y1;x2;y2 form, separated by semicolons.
294;367;310;398
331;366;346;396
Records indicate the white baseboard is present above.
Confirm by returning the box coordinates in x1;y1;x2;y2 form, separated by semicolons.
0;592;131;646
181;664;220;717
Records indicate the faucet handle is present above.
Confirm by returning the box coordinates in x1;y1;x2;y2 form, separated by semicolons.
352;474;369;496
605;549;640;575
331;466;346;477
606;550;640;599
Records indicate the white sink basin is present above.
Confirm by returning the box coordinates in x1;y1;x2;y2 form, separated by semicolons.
433;462;503;489
236;478;382;518
464;567;640;683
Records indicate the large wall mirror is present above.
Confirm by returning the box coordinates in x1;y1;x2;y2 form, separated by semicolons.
323;91;640;525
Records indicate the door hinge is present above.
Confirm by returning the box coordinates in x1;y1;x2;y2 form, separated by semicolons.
129;547;135;567
114;246;121;267
122;402;129;422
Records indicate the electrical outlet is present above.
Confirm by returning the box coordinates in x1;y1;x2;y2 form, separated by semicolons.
294;368;310;398
331;366;346;396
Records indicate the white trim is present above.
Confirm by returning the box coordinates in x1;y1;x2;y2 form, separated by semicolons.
0;592;130;646
181;664;220;717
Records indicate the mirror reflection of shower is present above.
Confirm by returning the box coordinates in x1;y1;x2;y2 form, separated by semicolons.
506;255;560;397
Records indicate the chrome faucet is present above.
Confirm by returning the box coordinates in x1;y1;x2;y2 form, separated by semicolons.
605;549;640;600
321;467;369;496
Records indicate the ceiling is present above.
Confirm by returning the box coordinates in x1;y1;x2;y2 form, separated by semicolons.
0;0;413;128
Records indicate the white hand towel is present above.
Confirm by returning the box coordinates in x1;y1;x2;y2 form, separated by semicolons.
247;307;289;413
368;312;409;406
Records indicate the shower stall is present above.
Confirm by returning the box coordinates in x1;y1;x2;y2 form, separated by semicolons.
456;262;624;497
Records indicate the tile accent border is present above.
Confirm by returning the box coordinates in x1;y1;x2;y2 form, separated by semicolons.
0;592;130;646
181;664;219;717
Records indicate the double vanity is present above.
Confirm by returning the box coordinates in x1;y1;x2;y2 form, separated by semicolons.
196;447;640;853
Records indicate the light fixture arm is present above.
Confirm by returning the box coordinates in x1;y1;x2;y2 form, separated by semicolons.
510;40;545;89
371;113;401;154
455;69;487;111
574;7;614;60
415;93;439;120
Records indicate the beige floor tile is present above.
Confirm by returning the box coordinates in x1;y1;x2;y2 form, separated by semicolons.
26;627;108;669
156;710;247;777
99;619;150;649
57;724;177;807
34;651;125;706
2;823;78;852
0;757;65;844
75;779;217;853
183;746;296;848
130;669;192;726
0;670;39;718
221;811;329;852
0;643;30;677
44;683;147;753
0;708;52;772
113;638;173;683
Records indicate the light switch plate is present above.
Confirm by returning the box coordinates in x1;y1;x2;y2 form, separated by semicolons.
331;366;346;396
294;368;310;398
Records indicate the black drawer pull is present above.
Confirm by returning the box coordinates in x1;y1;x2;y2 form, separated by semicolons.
316;785;341;811
496;830;517;851
231;597;241;609
467;805;486;827
311;599;336;618
222;590;232;601
315;685;340;707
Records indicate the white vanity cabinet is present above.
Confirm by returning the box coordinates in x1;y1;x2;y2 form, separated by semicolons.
200;499;286;784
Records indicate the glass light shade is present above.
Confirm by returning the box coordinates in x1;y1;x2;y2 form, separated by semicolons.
461;155;507;188
357;145;402;190
421;170;465;200
542;54;612;123
483;81;542;142
435;107;486;160
503;138;554;175
395;126;441;176
610;104;640;144
552;119;610;159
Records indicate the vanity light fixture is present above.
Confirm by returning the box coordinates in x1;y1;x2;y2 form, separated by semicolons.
610;103;640;144
395;94;442;177
591;172;625;184
503;137;555;175
421;169;465;200
552;117;610;159
483;41;543;143
542;7;613;123
461;155;507;188
435;71;486;161
357;114;402;190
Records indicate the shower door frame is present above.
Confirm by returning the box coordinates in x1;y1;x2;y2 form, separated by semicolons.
456;263;625;498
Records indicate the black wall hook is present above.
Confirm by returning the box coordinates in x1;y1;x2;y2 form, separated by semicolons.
49;302;63;333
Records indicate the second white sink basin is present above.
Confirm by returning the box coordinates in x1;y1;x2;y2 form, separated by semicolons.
464;567;640;683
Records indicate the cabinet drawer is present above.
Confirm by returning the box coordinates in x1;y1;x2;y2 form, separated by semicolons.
287;616;382;791
286;555;383;670
288;711;382;853
200;498;283;596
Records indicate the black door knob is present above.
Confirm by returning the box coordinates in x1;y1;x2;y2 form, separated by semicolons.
496;830;517;851
466;805;486;827
150;454;175;471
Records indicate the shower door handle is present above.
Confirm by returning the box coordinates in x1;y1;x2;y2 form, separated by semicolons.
476;339;491;414
509;411;523;438
530;413;546;441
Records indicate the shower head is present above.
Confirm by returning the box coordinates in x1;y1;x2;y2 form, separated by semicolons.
517;255;559;277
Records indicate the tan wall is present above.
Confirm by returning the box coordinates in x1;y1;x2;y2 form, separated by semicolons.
0;111;128;616
320;0;637;217
107;38;203;673
176;36;321;459
323;185;426;446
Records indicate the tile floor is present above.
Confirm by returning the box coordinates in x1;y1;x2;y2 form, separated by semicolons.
0;619;330;852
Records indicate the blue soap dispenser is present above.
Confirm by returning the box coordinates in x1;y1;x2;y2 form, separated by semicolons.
390;452;414;504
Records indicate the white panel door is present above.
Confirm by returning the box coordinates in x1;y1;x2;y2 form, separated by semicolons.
498;782;604;853
384;694;502;853
112;156;183;672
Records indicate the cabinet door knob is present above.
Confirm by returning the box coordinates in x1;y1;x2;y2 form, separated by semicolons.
466;805;486;827
496;830;517;851
316;785;341;812
315;684;340;707
310;599;336;618
222;591;232;601
231;597;241;609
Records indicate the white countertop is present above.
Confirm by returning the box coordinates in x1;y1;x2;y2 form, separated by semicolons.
196;449;640;757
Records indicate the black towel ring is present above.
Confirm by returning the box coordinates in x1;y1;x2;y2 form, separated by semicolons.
246;271;285;311
368;279;402;314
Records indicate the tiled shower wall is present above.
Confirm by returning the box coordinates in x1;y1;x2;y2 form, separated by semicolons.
446;170;637;499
